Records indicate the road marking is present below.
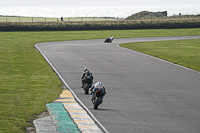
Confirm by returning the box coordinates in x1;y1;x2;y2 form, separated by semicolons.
55;99;75;102
56;90;103;133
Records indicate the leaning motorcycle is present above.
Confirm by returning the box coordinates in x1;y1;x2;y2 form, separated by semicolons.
104;38;112;43
83;77;92;94
93;90;103;109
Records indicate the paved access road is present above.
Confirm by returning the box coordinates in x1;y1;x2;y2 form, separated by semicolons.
37;36;200;133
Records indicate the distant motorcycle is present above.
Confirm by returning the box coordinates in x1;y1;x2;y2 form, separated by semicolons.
104;36;114;43
93;90;103;109
104;38;112;43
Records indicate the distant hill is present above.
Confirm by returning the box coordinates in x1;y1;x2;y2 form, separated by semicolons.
125;11;167;20
0;15;21;17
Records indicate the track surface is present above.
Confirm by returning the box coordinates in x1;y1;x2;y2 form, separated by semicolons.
37;36;200;133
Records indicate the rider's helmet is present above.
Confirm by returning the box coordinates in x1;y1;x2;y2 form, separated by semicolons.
97;81;101;85
86;70;90;75
84;68;88;72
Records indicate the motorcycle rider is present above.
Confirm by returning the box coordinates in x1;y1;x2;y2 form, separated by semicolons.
109;36;114;42
90;81;106;103
107;36;114;42
81;68;93;88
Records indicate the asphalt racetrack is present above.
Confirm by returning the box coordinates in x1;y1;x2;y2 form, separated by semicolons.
37;36;200;133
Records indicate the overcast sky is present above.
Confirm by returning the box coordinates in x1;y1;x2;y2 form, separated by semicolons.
1;0;200;7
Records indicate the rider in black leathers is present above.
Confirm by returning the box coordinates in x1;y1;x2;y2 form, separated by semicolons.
81;68;93;88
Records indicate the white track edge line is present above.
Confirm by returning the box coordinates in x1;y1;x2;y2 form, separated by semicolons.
35;43;109;133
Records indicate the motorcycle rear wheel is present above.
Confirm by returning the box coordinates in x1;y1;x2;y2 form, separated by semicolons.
94;97;101;109
84;84;90;94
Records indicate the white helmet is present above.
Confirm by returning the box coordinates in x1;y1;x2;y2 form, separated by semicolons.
97;81;101;84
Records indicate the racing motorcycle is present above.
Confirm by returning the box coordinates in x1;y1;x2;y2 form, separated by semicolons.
83;77;92;94
104;36;114;43
93;90;103;110
104;37;112;43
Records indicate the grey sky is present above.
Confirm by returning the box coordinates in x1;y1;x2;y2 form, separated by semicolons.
1;0;200;7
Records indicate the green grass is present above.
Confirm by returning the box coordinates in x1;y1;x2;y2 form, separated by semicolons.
0;28;200;132
120;39;200;71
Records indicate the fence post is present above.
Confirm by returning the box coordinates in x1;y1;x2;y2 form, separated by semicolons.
45;18;46;22
6;18;7;22
19;18;20;22
32;18;33;22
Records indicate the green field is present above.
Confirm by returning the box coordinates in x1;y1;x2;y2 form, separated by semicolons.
120;39;200;72
0;29;200;132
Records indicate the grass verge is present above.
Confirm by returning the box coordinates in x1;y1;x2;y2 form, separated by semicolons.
0;28;200;132
120;39;200;72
